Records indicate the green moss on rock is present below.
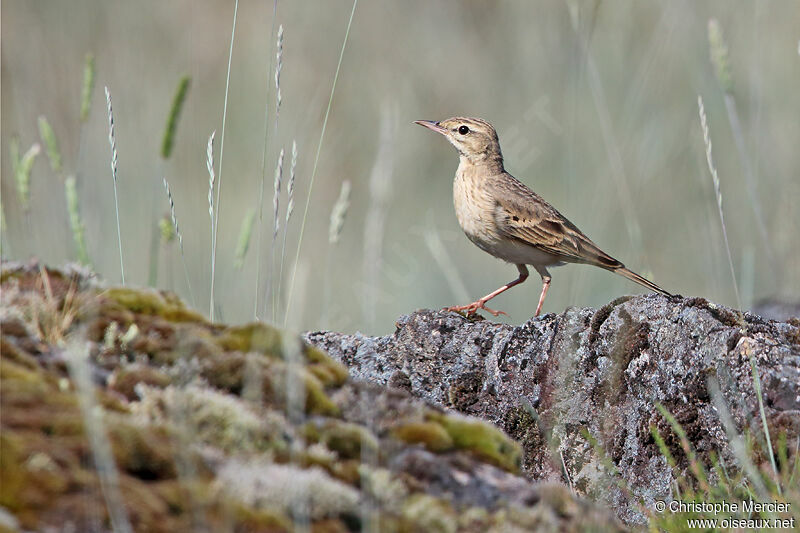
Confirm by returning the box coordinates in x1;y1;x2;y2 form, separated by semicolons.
428;412;521;473
216;323;282;356
0;432;27;511
108;421;177;480
305;345;349;386
305;420;379;460
0;359;49;397
0;336;40;370
278;365;340;417
228;502;293;532
132;384;291;455
109;364;171;401
391;422;454;452
101;287;205;323
202;351;248;393
1;264;625;532
402;494;457;533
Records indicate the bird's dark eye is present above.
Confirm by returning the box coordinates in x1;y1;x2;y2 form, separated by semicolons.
458;125;470;135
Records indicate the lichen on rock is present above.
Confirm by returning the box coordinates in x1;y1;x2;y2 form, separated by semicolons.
1;262;623;532
307;297;800;525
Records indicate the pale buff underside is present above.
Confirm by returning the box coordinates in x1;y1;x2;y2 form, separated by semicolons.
453;161;563;269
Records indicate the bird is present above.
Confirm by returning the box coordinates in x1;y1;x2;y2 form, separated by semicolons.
414;116;672;317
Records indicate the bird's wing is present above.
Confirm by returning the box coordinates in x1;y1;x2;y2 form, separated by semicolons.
489;173;623;269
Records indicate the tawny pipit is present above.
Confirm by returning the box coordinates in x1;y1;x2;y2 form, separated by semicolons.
415;117;672;317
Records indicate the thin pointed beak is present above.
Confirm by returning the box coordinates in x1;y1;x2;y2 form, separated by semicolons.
414;120;447;135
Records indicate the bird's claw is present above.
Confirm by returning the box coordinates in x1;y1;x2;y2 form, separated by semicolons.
444;301;507;317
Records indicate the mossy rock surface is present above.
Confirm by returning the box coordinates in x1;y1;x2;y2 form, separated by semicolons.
0;262;624;532
391;421;454;452
308;296;800;527
101;287;206;323
428;412;521;473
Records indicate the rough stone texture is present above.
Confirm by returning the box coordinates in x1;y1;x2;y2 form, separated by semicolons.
1;262;624;533
306;294;800;524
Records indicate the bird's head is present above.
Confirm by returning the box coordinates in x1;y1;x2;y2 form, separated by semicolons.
415;117;503;166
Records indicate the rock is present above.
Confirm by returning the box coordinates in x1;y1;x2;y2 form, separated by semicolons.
753;298;800;322
0;262;623;532
306;295;800;524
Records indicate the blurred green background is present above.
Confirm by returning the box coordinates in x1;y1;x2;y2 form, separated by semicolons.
2;0;799;334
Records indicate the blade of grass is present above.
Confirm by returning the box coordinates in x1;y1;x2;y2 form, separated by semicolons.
269;25;285;321
284;0;359;327
80;53;96;123
697;95;741;308
708;19;777;279
76;53;95;180
253;0;280;320
14;142;40;212
322;180;351;327
159;216;175;243
67;54;95;271
38;116;62;174
150;76;192;288
65;176;91;266
9;136;20;181
328;180;351;246
277;140;297;315
206;131;216;317
210;0;239;322
269;149;285;321
161;75;191;159
162;178;196;307
104;87;125;285
234;207;257;270
75;53;95;186
749;353;780;493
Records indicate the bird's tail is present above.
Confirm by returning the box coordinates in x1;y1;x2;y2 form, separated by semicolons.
614;267;672;297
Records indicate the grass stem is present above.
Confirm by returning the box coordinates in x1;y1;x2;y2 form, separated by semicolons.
284;0;358;327
206;131;217;317
270;149;284;321
162;177;196;307
749;354;780;493
210;0;239;321
697;95;741;309
65;176;90;266
104;87;125;285
253;0;279;321
277;140;297;316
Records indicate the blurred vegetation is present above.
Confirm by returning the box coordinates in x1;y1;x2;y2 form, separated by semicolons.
2;0;799;334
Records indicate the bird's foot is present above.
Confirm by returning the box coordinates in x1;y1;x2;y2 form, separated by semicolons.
444;300;507;317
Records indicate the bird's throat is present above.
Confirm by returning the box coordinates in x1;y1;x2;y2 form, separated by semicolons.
458;154;504;177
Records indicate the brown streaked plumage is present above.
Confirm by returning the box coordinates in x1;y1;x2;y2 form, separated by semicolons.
415;116;671;317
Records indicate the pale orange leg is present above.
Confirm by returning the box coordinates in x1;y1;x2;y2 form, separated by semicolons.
533;265;552;317
446;265;529;317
